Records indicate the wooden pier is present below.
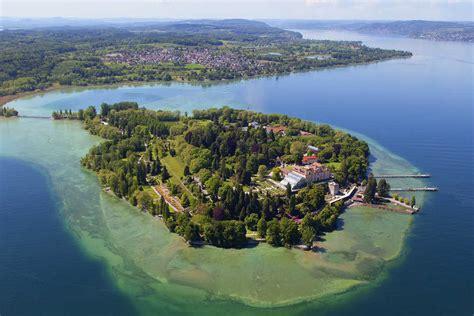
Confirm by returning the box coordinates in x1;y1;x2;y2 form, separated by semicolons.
373;174;431;178
390;187;438;192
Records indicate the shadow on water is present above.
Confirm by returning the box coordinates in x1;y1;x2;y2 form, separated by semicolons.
335;217;345;231
312;246;327;253
367;154;378;175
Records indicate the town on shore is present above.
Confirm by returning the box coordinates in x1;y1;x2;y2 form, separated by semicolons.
1;19;412;99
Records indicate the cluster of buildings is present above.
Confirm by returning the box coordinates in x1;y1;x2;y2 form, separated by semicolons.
280;162;332;190
103;48;267;72
242;123;334;192
278;144;331;190
245;122;315;138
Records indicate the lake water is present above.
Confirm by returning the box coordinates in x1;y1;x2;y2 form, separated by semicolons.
0;30;472;315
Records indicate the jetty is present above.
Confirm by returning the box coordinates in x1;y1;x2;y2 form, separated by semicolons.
328;185;357;206
390;187;438;192
373;174;431;178
18;115;51;119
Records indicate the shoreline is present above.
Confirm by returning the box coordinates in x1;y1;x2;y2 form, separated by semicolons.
0;109;422;312
0;83;66;107
0;54;411;108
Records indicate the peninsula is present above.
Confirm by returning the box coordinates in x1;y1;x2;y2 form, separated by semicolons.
0;19;411;100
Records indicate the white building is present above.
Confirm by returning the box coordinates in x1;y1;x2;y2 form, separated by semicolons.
328;181;339;196
293;163;332;183
280;162;332;191
249;121;261;129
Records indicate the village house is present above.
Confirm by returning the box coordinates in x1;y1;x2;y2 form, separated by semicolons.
249;121;261;129
266;125;287;136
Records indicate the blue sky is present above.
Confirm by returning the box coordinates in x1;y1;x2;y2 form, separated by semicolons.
1;0;472;21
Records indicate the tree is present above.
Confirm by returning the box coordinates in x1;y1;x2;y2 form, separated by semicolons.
244;213;259;231
377;178;390;197
301;225;315;249
205;175;221;198
258;165;268;180
257;217;267;238
181;193;190;208
288;195;297;216
266;219;281;246
271;167;282;181
184;222;200;242
151;159;161;176
411;196;416;207
183;165;190;176
137;161;147;185
280;218;300;247
364;175;377;203
137;191;153;211
290;141;305;156
286;183;292;199
202;223;217;245
299;184;325;213
161;166;170;182
83;106;97;120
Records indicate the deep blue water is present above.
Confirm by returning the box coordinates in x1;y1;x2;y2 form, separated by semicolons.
0;158;136;315
1;31;473;315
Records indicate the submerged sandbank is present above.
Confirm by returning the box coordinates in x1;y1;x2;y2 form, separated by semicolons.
0;115;425;313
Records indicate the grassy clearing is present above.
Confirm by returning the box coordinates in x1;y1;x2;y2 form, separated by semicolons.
326;162;341;171
143;186;158;199
161;155;196;202
185;63;205;70
162;155;185;178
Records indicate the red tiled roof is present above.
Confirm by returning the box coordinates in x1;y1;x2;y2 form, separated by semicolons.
269;126;287;133
302;155;318;162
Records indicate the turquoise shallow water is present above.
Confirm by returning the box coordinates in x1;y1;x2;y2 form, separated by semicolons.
1;30;472;315
0;117;419;315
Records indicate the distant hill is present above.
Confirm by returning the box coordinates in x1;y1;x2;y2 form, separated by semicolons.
266;19;474;42
354;20;474;42
1;17;301;41
140;19;302;41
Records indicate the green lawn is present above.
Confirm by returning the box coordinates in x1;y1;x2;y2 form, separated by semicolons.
143;186;159;200
326;162;341;171
161;155;196;201
185;63;205;70
162;155;185;178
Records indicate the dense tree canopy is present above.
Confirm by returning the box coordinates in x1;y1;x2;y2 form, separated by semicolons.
77;104;370;248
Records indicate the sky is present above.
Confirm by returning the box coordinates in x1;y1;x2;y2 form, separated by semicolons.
1;0;473;21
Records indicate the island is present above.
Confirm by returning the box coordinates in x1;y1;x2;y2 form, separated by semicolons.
0;106;18;117
0;19;411;101
53;102;419;249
